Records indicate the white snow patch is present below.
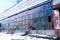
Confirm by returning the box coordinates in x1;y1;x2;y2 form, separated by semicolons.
0;32;49;40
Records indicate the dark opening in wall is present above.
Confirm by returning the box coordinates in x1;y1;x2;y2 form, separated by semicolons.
48;16;51;22
0;23;1;27
59;8;60;17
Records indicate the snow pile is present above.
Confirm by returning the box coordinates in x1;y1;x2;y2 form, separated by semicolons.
0;33;11;40
0;32;49;40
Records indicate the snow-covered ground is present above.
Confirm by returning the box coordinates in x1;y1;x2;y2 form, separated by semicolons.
0;32;50;40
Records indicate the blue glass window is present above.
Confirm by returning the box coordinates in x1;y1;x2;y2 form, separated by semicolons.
48;3;52;9
47;10;52;15
32;13;36;18
28;14;32;19
40;6;43;11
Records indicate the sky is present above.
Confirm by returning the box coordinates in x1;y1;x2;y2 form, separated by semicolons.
0;0;20;13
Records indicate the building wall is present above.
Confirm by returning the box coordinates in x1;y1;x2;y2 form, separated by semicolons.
53;0;60;5
0;1;53;31
0;0;48;20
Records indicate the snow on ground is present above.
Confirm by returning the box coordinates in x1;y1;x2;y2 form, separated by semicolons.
0;32;49;40
0;33;11;40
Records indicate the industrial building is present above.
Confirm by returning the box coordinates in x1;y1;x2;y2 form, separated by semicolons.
0;0;60;36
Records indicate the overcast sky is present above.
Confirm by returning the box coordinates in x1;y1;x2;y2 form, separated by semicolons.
0;0;18;13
